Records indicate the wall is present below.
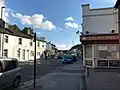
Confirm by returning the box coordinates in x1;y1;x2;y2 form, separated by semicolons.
82;4;118;34
86;68;120;90
3;34;34;61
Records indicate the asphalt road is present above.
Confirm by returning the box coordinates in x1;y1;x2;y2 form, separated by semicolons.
19;59;65;83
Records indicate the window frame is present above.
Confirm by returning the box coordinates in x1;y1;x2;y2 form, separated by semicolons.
4;35;8;43
18;38;22;45
3;49;8;58
30;41;32;46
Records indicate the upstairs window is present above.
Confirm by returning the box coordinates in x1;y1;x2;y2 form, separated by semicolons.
18;38;22;45
30;42;32;46
4;35;8;43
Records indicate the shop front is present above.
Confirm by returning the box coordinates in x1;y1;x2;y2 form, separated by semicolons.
80;34;120;68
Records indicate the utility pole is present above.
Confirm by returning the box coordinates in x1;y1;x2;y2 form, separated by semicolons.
33;33;36;88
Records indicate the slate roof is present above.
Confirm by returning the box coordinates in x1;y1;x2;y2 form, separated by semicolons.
0;28;33;39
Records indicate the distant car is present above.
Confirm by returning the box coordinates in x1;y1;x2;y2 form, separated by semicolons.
62;55;73;64
0;58;21;89
57;56;63;59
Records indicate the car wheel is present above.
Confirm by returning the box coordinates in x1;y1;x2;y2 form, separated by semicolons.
12;76;21;88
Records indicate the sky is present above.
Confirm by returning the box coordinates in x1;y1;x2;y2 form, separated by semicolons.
0;0;117;50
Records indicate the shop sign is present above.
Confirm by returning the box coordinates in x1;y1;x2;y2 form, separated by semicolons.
98;60;120;67
81;35;119;41
98;60;108;66
109;60;120;67
85;60;92;66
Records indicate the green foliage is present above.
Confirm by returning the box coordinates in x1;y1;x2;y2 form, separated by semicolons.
69;44;82;51
21;27;34;34
9;24;20;31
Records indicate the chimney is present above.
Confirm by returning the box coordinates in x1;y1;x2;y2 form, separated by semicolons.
27;29;31;35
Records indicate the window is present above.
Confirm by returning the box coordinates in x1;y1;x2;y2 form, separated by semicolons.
3;49;8;57
4;35;8;43
30;51;34;56
98;44;118;59
17;48;20;57
37;52;40;55
2;60;17;72
22;49;25;60
38;42;40;47
30;42;32;46
18;38;22;45
85;45;92;58
42;45;44;48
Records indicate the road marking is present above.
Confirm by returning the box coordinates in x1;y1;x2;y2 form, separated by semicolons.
19;68;59;89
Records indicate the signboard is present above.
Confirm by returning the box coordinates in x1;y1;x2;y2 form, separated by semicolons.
98;60;108;66
81;35;119;41
98;60;120;67
109;60;120;67
85;60;92;66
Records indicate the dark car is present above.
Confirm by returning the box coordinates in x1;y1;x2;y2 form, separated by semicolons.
62;55;73;64
0;58;21;89
71;55;77;62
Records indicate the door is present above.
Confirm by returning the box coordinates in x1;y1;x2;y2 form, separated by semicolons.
84;44;94;67
27;50;29;60
22;50;25;60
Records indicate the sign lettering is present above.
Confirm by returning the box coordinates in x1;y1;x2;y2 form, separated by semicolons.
81;35;119;41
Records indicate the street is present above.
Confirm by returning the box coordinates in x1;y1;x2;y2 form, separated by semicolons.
17;59;84;90
20;59;65;83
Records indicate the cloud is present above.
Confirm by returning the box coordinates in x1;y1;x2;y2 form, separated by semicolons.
56;44;72;50
65;17;74;21
10;12;56;30
42;20;56;30
65;22;79;29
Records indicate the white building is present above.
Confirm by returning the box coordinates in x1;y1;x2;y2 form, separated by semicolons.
0;19;47;62
81;4;120;68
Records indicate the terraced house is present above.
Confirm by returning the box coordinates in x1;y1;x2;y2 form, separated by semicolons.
0;19;54;61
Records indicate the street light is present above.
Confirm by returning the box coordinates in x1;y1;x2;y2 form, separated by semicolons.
1;6;5;20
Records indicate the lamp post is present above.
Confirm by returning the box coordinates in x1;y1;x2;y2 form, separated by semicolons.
33;32;36;88
1;6;5;20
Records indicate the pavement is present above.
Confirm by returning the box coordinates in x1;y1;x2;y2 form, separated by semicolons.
16;59;85;90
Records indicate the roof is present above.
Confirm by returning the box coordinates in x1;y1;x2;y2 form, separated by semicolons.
114;0;120;8
0;28;33;39
36;37;46;42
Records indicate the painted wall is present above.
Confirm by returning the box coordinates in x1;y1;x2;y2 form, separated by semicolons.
1;34;46;61
82;4;118;34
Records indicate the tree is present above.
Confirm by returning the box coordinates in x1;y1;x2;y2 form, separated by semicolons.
21;27;34;34
9;24;20;31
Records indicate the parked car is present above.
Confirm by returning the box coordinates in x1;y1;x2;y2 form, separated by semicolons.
62;55;73;64
0;58;21;89
71;55;77;62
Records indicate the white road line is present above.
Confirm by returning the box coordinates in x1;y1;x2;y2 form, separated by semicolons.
19;68;59;89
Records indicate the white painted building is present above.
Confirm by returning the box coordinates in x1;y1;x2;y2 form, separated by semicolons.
80;4;120;68
82;4;118;34
0;20;48;62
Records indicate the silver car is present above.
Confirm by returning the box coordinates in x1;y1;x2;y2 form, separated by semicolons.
0;58;21;89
